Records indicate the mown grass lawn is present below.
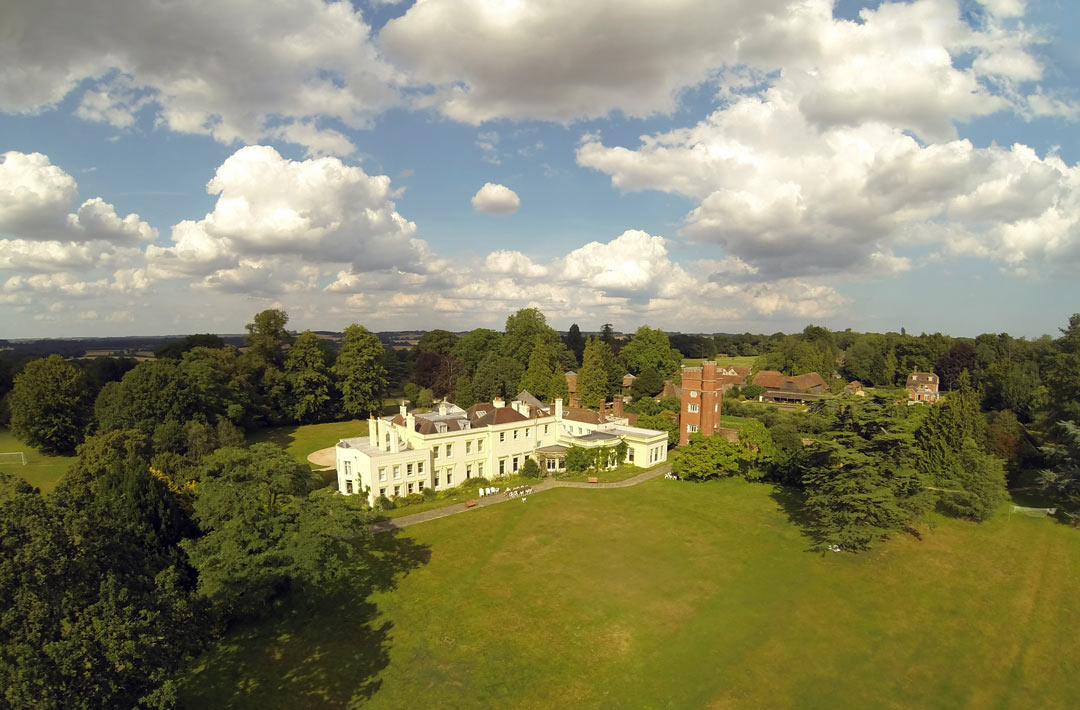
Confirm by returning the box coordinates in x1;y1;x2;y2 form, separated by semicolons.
0;428;76;493
180;477;1080;709
249;420;367;466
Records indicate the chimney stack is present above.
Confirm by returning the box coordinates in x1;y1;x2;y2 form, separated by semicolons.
493;397;505;408
368;415;378;447
554;397;563;421
399;400;408;419
613;395;624;418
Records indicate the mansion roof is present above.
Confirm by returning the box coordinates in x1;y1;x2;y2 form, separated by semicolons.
752;370;827;392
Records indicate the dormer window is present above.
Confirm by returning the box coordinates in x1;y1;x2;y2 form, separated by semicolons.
462;422;471;430
436;422;447;433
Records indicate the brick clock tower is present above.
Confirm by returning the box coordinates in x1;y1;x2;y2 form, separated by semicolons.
679;361;723;446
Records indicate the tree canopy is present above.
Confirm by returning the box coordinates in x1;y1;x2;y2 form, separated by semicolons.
333;324;387;417
619;326;682;379
9;354;92;454
183;444;372;617
577;337;609;408
564;323;586;366
285;330;336;423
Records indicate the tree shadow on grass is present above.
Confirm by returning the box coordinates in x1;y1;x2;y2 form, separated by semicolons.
181;529;430;709
249;425;300;453
768;484;820;550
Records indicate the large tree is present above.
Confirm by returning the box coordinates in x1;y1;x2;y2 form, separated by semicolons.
472;353;524;403
802;398;931;551
737;420;777;481
636;413;679;447
1043;314;1080;425
629;367;665;400
9;354;92;454
452;373;476;408
672;434;743;480
577;337;609;408
938;438;1008;521
935;341;976;391
285;330;336;423
913;372;1005;518
502;308;563;367
245;308;292;365
619;326;682;379
598;338;623;396
1039;420;1080;519
564;323;586;366
757;331;837;380
413;329;459;358
1;462;207;710
549;363;570;403
982;359;1045;422
333;324;388;417
451;328;503;375
519;336;555;399
182;444;372;617
93;359;203;435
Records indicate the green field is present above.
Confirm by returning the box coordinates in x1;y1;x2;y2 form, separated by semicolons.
249;420;368;466
0;428;77;493
683;355;757;369
180;478;1080;708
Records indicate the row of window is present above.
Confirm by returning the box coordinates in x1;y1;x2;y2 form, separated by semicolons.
497;424;549;443
498;456;524;475
649;446;663;464
687;403;719;413
377;460;426;482
379;480;426;499
433;438;487;459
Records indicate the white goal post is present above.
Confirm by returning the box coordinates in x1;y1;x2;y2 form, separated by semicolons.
1009;505;1057;519
0;452;27;465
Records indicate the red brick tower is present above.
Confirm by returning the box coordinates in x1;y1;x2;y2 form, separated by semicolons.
679;361;723;446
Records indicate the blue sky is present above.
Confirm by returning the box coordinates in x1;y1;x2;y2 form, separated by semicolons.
2;0;1078;339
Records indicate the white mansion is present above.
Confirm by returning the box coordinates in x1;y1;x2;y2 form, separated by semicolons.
336;391;668;505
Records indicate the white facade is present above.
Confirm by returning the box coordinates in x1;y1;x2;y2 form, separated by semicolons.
336;396;668;505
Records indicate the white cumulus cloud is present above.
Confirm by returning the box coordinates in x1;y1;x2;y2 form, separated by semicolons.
1;0;400;156
471;183;521;215
148;145;424;287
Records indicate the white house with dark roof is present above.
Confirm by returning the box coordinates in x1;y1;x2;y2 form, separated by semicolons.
335;392;668;505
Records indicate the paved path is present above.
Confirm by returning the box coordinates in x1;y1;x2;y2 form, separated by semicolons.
373;463;672;533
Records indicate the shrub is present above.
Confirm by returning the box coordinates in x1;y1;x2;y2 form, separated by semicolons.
403;492;425;505
741;384;765;399
376;495;395;510
521;458;542;478
565;446;591;473
458;476;491;490
421;486;437;499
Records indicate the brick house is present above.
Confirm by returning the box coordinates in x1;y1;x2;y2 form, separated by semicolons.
906;371;940;403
